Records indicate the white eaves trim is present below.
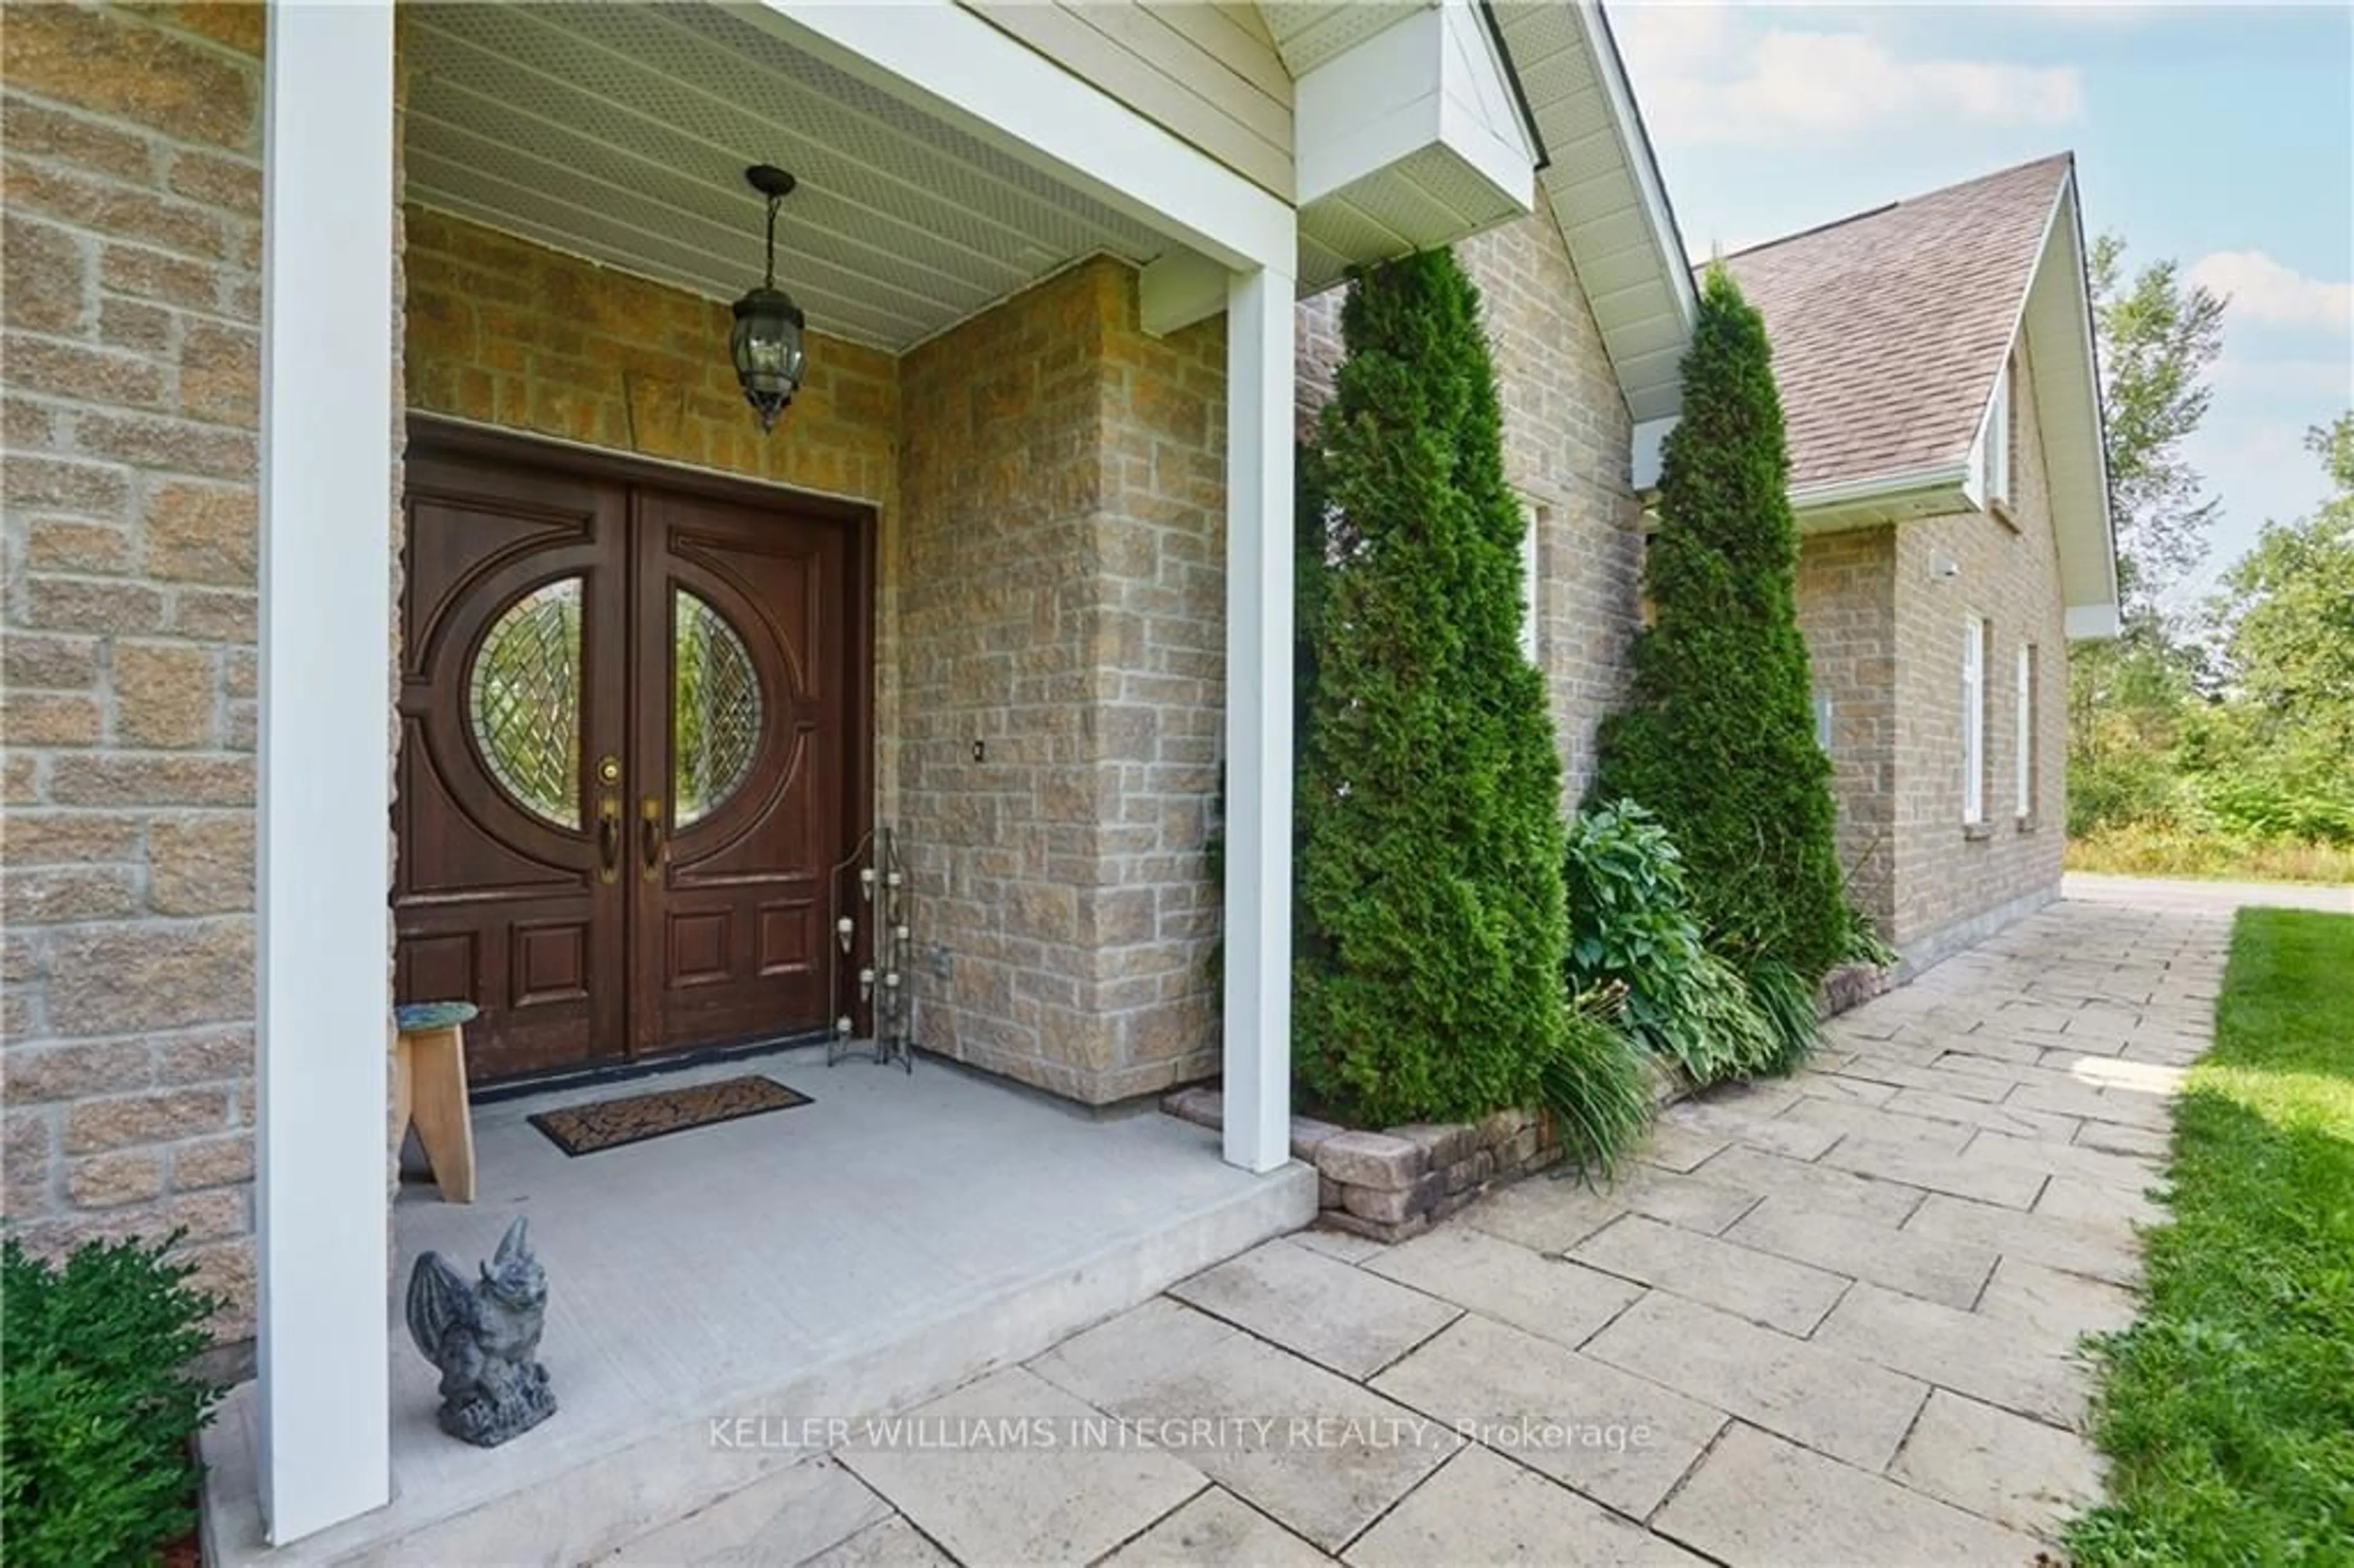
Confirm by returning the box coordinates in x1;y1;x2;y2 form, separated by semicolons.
1967;162;2119;639
753;0;1294;272
1796;460;1974;515
1491;1;1697;426
1579;1;1697;332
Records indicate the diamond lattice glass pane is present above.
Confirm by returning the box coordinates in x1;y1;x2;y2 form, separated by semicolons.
468;579;583;829
673;590;761;827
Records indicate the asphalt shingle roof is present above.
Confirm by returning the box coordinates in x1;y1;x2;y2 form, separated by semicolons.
1712;154;2073;494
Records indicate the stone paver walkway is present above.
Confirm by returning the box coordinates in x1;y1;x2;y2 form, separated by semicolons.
610;891;2266;1567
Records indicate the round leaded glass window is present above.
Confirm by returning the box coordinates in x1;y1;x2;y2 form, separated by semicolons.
672;589;761;826
468;578;583;829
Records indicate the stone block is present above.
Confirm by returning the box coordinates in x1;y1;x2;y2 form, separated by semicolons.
172;1133;254;1191
67;1149;164;1208
1392;1121;1476;1167
1168;1239;1458;1379
1;692;101;747
1891;1388;2103;1542
63;1087;229;1154
1157;1086;1221;1131
1287;1115;1346;1163
145;813;254;915
1570;1214;1848;1336
0;4;260;146
1341;1171;1445;1225
1314;1130;1426;1192
1372;1314;1724;1520
143;479;257;584
1585;1290;1928;1471
1348;1445;1705;1568
46;920;252;1036
1653;1424;2041;1566
113;642;217;747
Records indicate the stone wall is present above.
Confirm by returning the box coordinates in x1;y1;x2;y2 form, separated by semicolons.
1162;1086;1560;1244
1;1;270;1336
1795;526;1899;934
898;259;1226;1103
1294;211;1643;802
1887;343;2066;957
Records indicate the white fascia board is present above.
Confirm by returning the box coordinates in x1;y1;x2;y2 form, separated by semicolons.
1578;1;1697;332
1791;460;1973;516
2066;603;2122;640
752;0;1292;271
2047;172;2122;612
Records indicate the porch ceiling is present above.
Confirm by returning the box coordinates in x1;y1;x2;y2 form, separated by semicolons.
402;3;1171;352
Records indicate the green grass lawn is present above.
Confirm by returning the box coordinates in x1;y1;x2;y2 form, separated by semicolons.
2068;907;2354;1565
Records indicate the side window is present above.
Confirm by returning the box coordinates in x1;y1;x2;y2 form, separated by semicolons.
1962;616;1988;824
1813;690;1834;757
2016;643;2038;818
1984;359;2014;508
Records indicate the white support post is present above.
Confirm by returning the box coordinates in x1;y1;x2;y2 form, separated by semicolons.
256;0;396;1543
1221;267;1295;1174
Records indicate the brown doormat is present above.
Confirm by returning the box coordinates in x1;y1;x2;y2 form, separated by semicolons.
528;1075;811;1156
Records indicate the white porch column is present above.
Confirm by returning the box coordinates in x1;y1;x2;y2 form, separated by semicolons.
255;0;397;1543
1221;267;1295;1173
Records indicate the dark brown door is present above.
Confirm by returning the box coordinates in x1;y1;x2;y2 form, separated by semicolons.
395;431;869;1083
628;488;849;1057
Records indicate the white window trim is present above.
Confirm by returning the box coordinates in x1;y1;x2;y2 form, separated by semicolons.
1962;617;1987;825
1983;360;2014;508
2016;643;2035;818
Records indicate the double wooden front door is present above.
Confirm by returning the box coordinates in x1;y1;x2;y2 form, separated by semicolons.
395;430;870;1083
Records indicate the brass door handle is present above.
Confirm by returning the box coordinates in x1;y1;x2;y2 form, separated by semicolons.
596;797;621;885
639;796;665;880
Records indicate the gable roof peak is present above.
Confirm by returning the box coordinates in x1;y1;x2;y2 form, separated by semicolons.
1712;152;2078;495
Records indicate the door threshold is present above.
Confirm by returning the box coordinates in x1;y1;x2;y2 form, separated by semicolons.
468;1030;833;1106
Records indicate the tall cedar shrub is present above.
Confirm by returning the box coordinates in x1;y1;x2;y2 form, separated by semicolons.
1590;265;1849;981
1293;250;1579;1127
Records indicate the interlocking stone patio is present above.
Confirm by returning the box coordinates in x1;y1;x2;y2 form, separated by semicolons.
606;882;2324;1566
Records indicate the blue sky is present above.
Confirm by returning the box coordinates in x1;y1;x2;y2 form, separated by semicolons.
1607;1;2354;599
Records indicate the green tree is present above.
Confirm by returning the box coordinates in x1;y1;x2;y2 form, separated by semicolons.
2067;236;2228;836
1588;265;1847;982
2088;234;2227;617
2191;417;2354;844
2217;416;2354;748
1292;250;1582;1127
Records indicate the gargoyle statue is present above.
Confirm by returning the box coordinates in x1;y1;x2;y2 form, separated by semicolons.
405;1216;557;1447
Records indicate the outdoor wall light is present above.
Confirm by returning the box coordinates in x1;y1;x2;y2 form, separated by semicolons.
730;164;807;432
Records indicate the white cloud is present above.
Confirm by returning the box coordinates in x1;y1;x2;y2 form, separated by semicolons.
2211;353;2354;399
1611;9;2084;146
2187;251;2354;332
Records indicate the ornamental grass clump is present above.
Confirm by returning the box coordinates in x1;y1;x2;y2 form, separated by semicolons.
1590;265;1851;1004
1293;249;1647;1168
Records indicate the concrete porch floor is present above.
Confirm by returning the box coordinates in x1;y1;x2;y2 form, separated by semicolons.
199;1046;1315;1565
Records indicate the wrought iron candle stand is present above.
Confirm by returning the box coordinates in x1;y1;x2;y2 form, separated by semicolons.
828;826;915;1072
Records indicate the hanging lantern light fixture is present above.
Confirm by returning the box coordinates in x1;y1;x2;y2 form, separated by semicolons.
729;164;807;432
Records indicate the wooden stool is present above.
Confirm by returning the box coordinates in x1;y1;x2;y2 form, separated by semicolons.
395;1001;479;1203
